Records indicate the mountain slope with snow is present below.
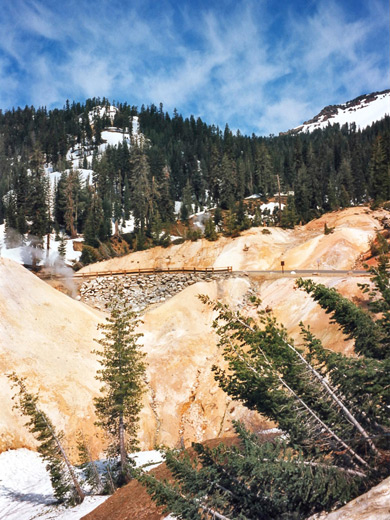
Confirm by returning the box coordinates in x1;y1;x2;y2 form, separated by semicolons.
284;89;390;135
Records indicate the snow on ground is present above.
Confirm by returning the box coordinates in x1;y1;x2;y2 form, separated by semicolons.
300;91;390;133
260;202;284;212
0;449;164;520
88;105;118;125
111;216;135;235
46;169;94;190
0;225;82;267
98;130;130;154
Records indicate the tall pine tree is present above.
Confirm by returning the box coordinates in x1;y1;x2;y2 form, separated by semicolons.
93;287;146;485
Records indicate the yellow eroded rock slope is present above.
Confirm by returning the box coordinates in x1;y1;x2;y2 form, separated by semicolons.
0;207;385;456
0;258;103;455
79;207;382;273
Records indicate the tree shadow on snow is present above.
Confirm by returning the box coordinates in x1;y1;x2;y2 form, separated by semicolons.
1;485;55;506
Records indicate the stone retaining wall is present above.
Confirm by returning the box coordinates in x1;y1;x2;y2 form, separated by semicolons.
79;272;235;311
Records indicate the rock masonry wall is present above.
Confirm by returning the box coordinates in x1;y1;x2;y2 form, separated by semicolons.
79;272;235;311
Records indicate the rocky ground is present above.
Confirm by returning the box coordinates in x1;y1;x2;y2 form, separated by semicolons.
79;272;235;311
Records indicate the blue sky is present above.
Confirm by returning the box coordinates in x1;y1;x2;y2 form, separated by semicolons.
0;0;388;135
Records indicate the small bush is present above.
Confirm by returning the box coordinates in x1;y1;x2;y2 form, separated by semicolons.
159;232;171;248
324;223;335;235
80;245;101;266
261;228;271;235
370;232;389;257
188;229;202;241
172;237;185;245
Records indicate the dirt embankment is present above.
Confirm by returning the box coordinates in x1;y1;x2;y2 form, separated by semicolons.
79;207;384;274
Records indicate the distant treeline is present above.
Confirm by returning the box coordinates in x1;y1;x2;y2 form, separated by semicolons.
0;97;389;248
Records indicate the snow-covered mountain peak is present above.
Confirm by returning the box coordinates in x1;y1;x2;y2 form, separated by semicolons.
284;89;390;135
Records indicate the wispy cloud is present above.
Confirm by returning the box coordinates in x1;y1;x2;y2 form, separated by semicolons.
0;0;387;134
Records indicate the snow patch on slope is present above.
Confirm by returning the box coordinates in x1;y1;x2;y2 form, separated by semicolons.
0;448;164;520
0;449;106;520
0;224;82;266
292;90;390;134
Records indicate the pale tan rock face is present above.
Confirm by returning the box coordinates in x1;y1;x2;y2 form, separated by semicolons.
0;258;104;456
0;207;384;456
138;278;270;449
311;476;390;519
0;261;269;456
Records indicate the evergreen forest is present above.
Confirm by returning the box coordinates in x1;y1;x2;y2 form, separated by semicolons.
0;96;389;261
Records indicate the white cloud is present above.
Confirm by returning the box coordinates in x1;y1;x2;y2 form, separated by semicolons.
0;0;387;135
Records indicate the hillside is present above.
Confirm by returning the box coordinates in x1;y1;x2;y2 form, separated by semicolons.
79;206;382;274
0;258;103;454
0;206;385;456
1;92;389;258
287;89;390;134
1;205;389;518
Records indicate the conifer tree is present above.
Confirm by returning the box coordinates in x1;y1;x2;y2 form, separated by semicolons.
180;180;193;224
8;373;85;504
58;233;67;259
28;168;49;243
76;431;104;494
370;136;389;203
130;148;152;235
203;217;218;241
281;194;298;228
83;188;105;247
138;267;390;519
219;154;236;210
4;191;21;247
138;422;360;520
93;288;146;485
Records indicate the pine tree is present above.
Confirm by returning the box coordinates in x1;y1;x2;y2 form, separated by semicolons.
4;191;22;247
58;233;67;259
254;142;273;196
93;288;146;486
151;209;163;245
213;206;223;229
76;431;104;494
281;195;298;228
370;136;389;203
138;422;360;520
64;170;82;238
234;200;250;231
28;167;49;243
130;148;152;234
204;218;218;241
8;373;85;504
180;180;193;224
219;154;236;210
138;268;390;519
83;188;105;248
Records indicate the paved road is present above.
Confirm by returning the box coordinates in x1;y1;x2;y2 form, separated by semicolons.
236;269;369;277
47;267;371;280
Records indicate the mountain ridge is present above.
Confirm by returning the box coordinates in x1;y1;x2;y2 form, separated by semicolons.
281;89;390;135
